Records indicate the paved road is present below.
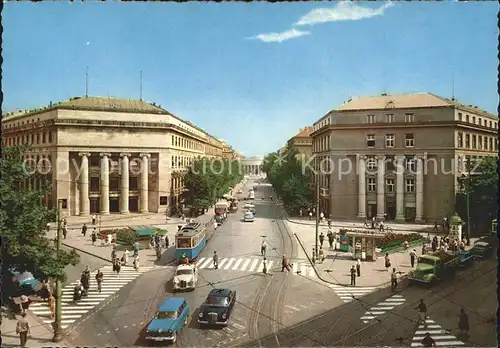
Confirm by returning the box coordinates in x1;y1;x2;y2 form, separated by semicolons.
64;178;297;346
242;257;497;347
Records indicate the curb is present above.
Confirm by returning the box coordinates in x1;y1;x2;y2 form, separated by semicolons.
293;232;397;288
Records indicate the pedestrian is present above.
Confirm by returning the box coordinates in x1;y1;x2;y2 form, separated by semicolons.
459;240;465;251
281;254;291;272
356;258;361;277
350;265;356;286
46;222;51;232
133;256;140;271
421;333;436;347
48;292;55;319
107;233;112;245
133;241;140;257
62;217;67;229
384;253;391;271
122;250;129;265
261;240;267;256
62;227;68;239
113;258;121;276
111;248;116;261
422;243;427;255
19;295;31;314
39;279;50;301
262;257;268;274
328;219;332;228
309;212;312;220
213;251;219;269
16;312;30;348
81;223;87;237
91;230;97;245
458;308;469;335
431;239;437;253
318;246;325;263
92;214;97;225
95;269;103;293
391;268;398;291
410;249;417;268
433;221;439;233
319;232;325;247
415;299;427;327
327;229;334;249
403;240;409;251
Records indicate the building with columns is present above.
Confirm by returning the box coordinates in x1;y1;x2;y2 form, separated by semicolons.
241;156;264;175
2;96;231;216
311;93;498;222
287;126;313;157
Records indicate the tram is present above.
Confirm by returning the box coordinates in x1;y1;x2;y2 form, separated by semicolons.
175;222;207;264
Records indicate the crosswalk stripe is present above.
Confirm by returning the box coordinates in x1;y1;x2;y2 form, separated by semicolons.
224;258;235;270
240;259;251;271
248;259;259;272
267;261;274;270
197;257;207;265
361;294;406;323
218;259;228;269
199;258;212;268
207;259;216;269
232;259;243;270
410;317;465;347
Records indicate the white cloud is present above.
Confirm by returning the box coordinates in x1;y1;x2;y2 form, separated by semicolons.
249;28;310;43
295;1;395;26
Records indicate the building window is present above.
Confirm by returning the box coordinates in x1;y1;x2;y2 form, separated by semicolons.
366;134;375;147
484;137;488;150
42;132;46;144
171;135;174;146
160;196;169;205
472;116;476;124
478;118;482;126
405;113;415;123
405;133;415;148
489;120;492;128
478;135;483;150
465;134;470;148
129;177;139;190
385;134;395;148
405;179;415;193
48;131;52;143
367;158;377;171
466;115;469;123
89;157;100;166
489;137;493;150
458;112;463;121
386;178;395;193
366;115;375;124
386;114;394;123
472;135;476;149
31;134;34;144
110;177;119;191
405;158;416;172
457;132;463;148
367;178;376;192
90;177;100;192
386;155;395;171
36;133;40;144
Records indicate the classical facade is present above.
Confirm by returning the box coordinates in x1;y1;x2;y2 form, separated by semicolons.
287;126;313;157
2;96;229;216
241;156;263;175
311;93;498;222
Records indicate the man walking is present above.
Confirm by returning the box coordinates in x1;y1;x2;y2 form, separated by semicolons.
327;229;334;249
261;240;267;256
213;251;219;269
356;259;361;277
82;223;87;237
391;268;398;291
95;269;103;293
281;254;291;272
350;265;357;286
319;232;325;247
410;249;417;268
16;312;30;347
416;299;427;327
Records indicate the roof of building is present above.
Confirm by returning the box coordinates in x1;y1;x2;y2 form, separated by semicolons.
158;297;186;312
293;126;313;138
336;93;497;118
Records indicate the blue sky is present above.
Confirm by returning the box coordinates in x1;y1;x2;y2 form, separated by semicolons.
3;1;498;156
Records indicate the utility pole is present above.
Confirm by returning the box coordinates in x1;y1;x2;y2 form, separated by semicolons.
52;199;63;342
314;182;320;263
465;158;471;245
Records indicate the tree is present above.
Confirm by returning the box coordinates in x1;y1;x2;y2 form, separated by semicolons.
182;157;243;209
455;156;497;234
263;146;312;213
0;145;80;283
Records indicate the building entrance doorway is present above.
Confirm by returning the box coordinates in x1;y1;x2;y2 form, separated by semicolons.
129;197;139;212
368;204;377;219
386;202;396;221
110;198;119;213
405;207;416;222
90;198;100;214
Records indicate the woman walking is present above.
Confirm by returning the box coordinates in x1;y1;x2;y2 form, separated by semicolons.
48;293;55;319
384;253;391;271
458;308;469;336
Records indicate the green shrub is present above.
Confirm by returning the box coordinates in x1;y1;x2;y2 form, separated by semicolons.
377;233;424;250
115;228;136;246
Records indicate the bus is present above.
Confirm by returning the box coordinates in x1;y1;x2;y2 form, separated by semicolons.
175;222;207;264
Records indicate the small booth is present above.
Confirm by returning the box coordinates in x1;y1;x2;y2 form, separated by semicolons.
491;219;497;235
449;213;463;242
338;229;386;262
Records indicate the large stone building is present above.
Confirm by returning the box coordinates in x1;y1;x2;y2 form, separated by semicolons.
2;96;230;216
287;126;313;157
241;156;264;175
311;93;498;222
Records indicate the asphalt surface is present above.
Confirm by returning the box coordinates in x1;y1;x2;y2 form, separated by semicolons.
65;178;320;346
242;256;497;347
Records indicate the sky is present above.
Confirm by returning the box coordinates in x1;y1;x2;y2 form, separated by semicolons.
3;1;498;157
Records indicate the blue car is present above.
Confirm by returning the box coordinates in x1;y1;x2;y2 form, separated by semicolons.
145;297;190;344
9;269;40;292
456;250;475;267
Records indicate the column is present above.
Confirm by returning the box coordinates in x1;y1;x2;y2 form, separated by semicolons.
415;155;424;222
100;153;110;215
357;155;366;219
78;152;90;216
376;155;386;219
140;153;150;213
395;155;405;222
120;153;130;214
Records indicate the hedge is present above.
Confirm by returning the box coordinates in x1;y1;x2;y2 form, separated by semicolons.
377;232;425;251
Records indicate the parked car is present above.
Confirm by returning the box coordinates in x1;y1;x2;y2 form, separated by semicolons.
145;297;190;344
197;289;236;327
456;250;475;267
470;240;494;259
172;264;198;292
244;212;255;222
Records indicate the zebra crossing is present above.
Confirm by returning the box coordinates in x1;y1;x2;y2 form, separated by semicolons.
29;265;153;329
360;294;406;323
328;284;377;303
411;318;465;347
195;257;318;277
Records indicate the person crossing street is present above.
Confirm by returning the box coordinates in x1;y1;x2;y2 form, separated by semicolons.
319;232;325;247
327;229;334;249
416;299;427;327
81;223;87;237
213;251;219;269
16;312;30;348
95;269;103;293
261;240;267;256
410;249;417;268
350;265;357;286
281;254;291;272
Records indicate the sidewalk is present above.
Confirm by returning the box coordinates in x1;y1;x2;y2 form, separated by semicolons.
1;310;70;347
49;211;215;267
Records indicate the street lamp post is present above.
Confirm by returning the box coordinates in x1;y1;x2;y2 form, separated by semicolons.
459;158;471;245
52;199;63;342
314;183;320;264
